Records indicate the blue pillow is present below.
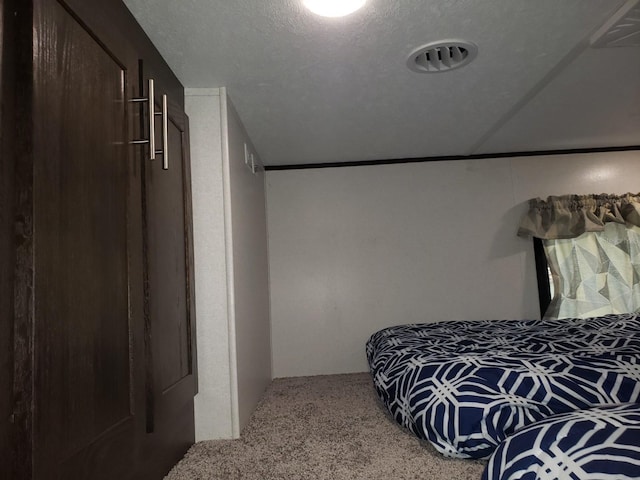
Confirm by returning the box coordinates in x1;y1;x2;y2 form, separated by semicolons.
482;403;640;480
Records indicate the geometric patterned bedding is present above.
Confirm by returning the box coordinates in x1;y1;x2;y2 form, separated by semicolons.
481;403;640;480
366;314;640;459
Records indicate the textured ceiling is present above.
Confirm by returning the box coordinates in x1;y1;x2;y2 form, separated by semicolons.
122;0;640;166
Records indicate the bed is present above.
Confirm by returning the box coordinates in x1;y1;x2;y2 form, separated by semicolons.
366;313;640;460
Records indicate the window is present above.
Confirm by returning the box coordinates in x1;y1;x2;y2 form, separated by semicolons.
520;193;640;320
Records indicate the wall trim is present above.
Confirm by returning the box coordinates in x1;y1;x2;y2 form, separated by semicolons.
264;145;640;171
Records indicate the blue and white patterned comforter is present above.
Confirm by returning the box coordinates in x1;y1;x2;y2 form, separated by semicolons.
481;403;640;480
366;314;640;459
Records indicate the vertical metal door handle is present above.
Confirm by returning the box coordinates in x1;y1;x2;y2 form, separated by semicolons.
129;78;158;160
161;94;169;170
148;79;156;161
130;79;167;167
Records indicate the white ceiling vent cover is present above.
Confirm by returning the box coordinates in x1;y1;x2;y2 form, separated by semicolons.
591;0;640;48
407;40;477;73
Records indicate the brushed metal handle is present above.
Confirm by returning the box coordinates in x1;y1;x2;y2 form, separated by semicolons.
129;78;160;164
161;94;169;170
148;79;156;161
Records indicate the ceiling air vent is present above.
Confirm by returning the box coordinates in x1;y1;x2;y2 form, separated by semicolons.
590;0;640;48
407;40;477;73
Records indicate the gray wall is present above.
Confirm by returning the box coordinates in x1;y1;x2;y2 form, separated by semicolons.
186;88;271;439
266;150;640;378
186;89;234;440
224;96;272;431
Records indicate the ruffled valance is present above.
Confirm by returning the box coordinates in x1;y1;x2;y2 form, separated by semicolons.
518;193;640;239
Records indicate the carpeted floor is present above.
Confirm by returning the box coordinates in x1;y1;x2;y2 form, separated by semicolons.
165;373;486;480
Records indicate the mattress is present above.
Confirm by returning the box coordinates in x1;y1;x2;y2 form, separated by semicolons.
366;314;640;459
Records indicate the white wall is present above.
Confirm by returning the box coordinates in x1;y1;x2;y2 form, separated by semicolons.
223;96;272;431
186;88;272;440
266;150;640;378
185;89;234;440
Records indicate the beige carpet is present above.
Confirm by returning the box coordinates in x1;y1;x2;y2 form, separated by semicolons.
166;373;486;480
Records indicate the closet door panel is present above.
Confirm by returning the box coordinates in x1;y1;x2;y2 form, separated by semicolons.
1;0;16;474
31;1;142;478
152;117;191;388
145;96;196;402
140;80;196;476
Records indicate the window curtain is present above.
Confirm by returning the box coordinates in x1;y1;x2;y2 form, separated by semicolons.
518;194;640;320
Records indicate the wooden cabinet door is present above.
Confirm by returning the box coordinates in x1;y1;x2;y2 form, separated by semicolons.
1;0;16;475
24;1;145;478
138;72;197;478
8;1;196;478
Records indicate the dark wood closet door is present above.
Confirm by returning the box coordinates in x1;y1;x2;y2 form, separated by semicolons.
29;1;145;478
1;0;16;475
8;0;196;477
139;75;197;478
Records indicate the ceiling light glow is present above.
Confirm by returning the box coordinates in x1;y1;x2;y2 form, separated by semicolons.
303;0;366;17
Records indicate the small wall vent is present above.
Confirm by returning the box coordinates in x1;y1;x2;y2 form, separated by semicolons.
407;40;477;73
